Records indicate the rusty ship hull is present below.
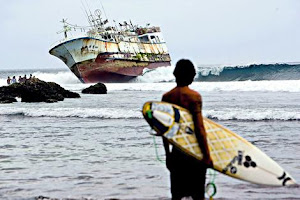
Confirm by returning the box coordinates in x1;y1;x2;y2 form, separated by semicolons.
50;37;171;83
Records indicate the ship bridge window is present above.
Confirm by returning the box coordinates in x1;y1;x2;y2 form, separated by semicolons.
150;35;158;43
138;36;149;42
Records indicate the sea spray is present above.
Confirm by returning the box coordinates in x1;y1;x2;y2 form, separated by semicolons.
33;71;81;85
0;69;79;87
133;65;175;83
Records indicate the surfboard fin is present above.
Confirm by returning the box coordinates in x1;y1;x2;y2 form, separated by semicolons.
146;110;153;119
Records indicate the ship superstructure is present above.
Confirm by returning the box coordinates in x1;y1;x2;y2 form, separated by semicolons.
49;9;171;83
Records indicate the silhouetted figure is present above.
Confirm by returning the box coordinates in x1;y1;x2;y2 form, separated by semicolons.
7;76;11;85
18;76;24;83
162;59;213;200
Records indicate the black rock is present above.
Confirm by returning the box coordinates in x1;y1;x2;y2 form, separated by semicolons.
45;99;58;103
0;95;17;104
82;83;107;94
0;78;80;103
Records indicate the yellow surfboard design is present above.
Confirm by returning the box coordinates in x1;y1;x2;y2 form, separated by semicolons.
142;101;297;186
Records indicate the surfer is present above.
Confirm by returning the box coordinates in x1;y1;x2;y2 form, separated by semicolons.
162;59;213;200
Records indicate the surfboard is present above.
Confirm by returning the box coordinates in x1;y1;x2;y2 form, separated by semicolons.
142;101;297;186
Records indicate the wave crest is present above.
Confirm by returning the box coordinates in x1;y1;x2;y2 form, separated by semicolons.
1;107;298;121
204;108;300;121
0;107;142;119
197;63;300;81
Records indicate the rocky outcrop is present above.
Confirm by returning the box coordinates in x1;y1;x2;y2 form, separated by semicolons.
82;82;107;94
0;95;17;104
0;78;80;103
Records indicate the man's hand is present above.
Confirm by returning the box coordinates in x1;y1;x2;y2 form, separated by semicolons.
202;155;214;168
166;155;173;171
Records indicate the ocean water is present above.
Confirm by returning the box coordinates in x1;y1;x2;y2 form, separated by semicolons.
0;64;299;200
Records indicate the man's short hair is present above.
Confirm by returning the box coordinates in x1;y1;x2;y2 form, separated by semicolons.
173;59;196;86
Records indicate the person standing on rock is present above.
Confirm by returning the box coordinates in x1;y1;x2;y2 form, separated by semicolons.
11;76;17;84
18;76;22;83
7;76;11;85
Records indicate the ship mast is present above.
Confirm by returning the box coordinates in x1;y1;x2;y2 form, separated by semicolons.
57;19;71;39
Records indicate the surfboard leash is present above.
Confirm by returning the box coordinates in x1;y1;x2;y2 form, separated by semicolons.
152;135;218;199
206;169;217;199
152;135;166;164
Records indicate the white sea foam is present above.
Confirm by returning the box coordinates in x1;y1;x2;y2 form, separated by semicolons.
0;107;142;119
105;82;176;92
133;66;175;83
0;70;80;87
104;80;300;93
193;80;300;93
32;71;81;85
204;108;300;121
0;106;298;121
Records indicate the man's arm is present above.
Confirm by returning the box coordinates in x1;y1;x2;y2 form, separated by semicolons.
192;96;213;167
162;137;170;155
161;95;172;169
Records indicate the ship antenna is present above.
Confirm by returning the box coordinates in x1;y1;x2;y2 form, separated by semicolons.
99;1;109;21
57;18;71;39
85;0;93;19
81;0;93;27
84;0;96;27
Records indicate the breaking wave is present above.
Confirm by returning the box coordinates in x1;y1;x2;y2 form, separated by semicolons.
134;63;300;83
133;66;175;83
196;63;300;81
1;63;299;87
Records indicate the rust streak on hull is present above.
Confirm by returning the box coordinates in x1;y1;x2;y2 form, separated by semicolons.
72;54;170;83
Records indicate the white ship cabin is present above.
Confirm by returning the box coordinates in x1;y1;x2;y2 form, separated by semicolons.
96;30;165;44
138;32;165;44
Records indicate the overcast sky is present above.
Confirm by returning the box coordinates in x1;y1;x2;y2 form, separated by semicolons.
0;0;299;69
